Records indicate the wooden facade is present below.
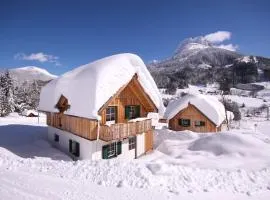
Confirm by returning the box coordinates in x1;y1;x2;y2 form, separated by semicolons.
168;103;222;132
99;76;157;125
46;112;98;140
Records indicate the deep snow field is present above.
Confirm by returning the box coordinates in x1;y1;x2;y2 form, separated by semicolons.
1;113;270;200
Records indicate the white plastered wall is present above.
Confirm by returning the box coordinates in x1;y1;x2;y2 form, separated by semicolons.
136;132;145;157
48;126;138;160
48;126;106;160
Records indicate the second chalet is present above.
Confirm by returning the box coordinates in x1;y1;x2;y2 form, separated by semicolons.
164;94;226;132
39;53;164;160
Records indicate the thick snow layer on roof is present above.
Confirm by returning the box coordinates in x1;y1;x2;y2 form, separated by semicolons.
22;110;38;116
39;53;164;119
164;94;226;126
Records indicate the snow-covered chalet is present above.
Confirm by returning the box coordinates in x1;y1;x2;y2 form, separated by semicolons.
164;94;226;132
39;53;164;160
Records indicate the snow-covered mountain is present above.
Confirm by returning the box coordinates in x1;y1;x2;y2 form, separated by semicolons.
148;36;270;90
4;66;57;83
149;36;241;72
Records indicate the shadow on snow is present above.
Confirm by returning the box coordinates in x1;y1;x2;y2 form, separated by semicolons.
0;124;71;161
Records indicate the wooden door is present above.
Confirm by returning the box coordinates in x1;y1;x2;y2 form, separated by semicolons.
144;130;153;153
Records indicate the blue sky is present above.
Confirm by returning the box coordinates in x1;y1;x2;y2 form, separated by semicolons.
1;0;270;75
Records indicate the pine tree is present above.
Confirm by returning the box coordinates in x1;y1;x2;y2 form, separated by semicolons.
29;80;40;109
0;70;15;116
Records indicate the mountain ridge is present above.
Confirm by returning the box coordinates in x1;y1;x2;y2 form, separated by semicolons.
1;66;57;83
148;35;270;91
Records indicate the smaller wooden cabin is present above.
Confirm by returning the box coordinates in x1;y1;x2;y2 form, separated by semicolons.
164;94;226;133
22;110;38;117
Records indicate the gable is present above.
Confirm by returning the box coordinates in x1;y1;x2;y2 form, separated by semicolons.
98;74;157;115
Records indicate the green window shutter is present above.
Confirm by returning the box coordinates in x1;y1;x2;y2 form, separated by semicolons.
117;141;122;155
125;106;130;119
69;139;72;153
135;105;140;118
75;142;80;157
102;145;109;159
178;119;182;126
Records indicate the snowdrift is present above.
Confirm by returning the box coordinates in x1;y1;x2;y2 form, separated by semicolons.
188;132;269;157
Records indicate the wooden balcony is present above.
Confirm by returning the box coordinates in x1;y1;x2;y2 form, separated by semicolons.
99;119;152;142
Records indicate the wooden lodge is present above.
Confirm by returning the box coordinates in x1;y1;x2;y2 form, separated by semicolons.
39;54;163;160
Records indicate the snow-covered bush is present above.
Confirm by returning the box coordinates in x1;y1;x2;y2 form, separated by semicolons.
223;100;241;121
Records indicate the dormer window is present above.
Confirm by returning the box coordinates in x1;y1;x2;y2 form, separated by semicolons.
55;95;70;113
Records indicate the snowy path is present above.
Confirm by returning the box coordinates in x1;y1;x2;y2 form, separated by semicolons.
0;115;270;199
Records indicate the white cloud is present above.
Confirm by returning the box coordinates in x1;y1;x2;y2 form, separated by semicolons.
215;44;239;51
204;31;231;44
14;52;61;66
203;31;239;52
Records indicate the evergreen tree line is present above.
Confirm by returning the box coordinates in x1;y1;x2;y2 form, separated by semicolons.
0;70;41;117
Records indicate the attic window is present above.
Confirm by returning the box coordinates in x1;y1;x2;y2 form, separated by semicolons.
55;95;70;113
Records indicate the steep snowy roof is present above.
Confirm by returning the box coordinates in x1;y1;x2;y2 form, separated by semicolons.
164;94;226;126
39;53;164;119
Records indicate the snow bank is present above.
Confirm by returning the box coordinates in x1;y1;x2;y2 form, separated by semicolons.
39;53;164;119
188;132;269;157
1;115;270;199
164;94;226;126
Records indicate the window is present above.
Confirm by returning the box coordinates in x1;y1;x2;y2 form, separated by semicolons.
128;137;136;150
178;119;191;127
102;141;122;159
108;142;117;158
54;134;59;142
195;121;205;127
69;140;80;157
125;105;140;119
106;106;116;122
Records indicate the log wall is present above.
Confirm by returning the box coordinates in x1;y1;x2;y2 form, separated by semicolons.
168;104;220;132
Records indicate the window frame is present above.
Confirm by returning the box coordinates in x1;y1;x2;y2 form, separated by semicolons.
54;134;59;142
128;137;136;150
178;119;191;127
102;141;122;159
129;106;136;119
194;121;206;127
107;142;117;158
69;140;80;157
105;106;117;122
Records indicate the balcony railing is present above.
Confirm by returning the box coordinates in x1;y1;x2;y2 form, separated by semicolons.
99;119;152;142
